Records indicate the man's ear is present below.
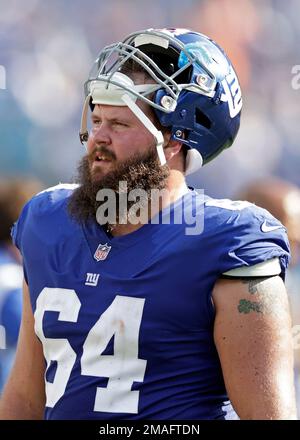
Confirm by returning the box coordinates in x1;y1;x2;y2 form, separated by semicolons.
163;136;184;162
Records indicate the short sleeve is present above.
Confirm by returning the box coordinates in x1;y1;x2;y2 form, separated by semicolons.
205;199;291;279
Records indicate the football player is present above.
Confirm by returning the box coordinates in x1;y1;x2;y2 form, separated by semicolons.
0;28;297;419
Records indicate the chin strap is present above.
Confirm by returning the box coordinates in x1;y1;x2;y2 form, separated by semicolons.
121;94;166;166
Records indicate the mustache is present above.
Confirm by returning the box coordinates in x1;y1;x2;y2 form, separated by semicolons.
89;145;117;162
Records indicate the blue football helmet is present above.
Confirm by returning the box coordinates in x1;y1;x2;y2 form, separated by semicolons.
81;28;242;174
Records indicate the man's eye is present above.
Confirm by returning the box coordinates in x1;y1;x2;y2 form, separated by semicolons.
114;121;128;127
93;120;101;126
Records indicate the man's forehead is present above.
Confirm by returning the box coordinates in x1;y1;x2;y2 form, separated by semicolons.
92;104;128;115
92;100;153;119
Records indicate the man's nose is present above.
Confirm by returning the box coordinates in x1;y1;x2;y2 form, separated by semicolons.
92;122;112;144
87;123;111;151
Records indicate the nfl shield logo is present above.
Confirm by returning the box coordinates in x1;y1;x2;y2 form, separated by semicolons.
94;243;112;261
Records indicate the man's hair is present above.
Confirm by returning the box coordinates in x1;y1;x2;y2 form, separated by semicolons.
119;58;152;82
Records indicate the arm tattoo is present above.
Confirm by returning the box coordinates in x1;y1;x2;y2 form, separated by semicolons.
237;277;283;316
242;277;270;295
238;299;263;314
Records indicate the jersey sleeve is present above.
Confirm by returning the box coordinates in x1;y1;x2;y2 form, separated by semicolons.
205;199;291;279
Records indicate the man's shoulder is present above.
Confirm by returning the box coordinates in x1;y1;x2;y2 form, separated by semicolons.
204;196;266;221
202;196;290;276
203;196;283;233
26;183;79;216
12;183;80;251
179;191;283;241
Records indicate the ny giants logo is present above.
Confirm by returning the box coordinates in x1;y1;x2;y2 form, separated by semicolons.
291;65;300;90
221;68;243;118
85;273;100;287
0;325;6;349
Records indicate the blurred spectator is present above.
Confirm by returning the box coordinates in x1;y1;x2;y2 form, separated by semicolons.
237;177;300;418
0;178;42;393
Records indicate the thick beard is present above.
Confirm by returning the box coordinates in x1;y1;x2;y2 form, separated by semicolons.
68;147;170;228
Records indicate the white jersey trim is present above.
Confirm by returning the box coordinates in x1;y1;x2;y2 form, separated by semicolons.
38;183;79;195
223;257;281;277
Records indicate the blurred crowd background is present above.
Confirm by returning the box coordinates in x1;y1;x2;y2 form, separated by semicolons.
0;0;300;415
0;0;300;196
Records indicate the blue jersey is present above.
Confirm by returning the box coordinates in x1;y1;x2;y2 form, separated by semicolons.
12;185;290;420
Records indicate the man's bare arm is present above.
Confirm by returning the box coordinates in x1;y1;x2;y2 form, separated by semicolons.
213;275;297;420
0;280;45;419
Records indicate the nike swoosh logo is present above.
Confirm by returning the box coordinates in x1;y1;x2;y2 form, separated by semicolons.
260;220;283;233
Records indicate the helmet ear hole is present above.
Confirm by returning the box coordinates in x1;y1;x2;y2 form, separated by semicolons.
195;108;211;129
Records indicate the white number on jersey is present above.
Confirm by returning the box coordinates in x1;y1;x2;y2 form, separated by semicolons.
81;295;146;413
34;289;146;413
34;288;81;408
